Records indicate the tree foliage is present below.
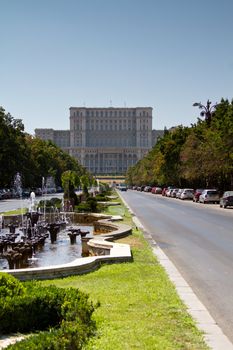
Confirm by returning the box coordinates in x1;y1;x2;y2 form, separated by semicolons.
0;107;88;189
126;99;233;190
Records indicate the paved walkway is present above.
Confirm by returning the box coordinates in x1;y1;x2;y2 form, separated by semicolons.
0;335;25;349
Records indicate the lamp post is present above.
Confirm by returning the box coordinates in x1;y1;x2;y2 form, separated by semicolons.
193;99;218;124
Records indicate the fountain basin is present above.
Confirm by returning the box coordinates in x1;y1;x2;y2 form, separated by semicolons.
1;220;132;281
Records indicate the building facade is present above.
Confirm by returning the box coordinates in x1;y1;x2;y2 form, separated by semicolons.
35;106;153;175
152;129;164;145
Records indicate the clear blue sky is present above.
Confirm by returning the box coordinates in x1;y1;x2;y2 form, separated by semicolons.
1;0;233;134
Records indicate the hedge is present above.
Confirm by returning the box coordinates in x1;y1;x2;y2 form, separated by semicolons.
0;274;97;349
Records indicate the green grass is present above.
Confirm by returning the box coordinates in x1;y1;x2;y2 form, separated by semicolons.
0;208;27;216
40;194;209;350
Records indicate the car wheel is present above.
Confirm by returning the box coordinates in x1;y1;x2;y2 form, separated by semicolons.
224;205;227;209
220;204;222;208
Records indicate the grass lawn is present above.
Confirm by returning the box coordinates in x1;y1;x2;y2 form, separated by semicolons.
41;196;209;350
0;208;27;216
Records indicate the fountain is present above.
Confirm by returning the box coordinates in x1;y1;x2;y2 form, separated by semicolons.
0;179;120;272
0;201;95;270
14;172;24;226
29;191;36;212
67;227;89;244
0;215;3;234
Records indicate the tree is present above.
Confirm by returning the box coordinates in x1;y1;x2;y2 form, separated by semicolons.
80;175;90;198
0;107;30;188
61;170;80;208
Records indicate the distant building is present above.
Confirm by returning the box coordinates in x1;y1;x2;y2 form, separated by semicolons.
35;129;70;149
152;129;164;145
35;106;156;175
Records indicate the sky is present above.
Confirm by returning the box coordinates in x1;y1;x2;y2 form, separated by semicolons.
1;0;233;134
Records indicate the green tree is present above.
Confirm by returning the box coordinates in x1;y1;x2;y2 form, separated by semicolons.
0;107;30;188
61;170;80;206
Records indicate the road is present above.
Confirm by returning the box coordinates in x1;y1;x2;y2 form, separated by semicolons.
120;189;233;343
0;193;64;214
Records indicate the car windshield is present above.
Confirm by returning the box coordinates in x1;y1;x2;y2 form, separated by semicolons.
207;191;218;195
224;191;233;196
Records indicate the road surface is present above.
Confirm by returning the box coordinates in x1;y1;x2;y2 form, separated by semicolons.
0;193;64;213
120;189;233;343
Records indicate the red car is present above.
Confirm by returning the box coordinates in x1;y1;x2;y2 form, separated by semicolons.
151;187;162;194
162;188;167;196
193;189;204;202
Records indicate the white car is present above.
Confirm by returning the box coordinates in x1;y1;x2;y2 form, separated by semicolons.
199;189;220;204
180;189;194;200
118;184;127;191
176;189;184;199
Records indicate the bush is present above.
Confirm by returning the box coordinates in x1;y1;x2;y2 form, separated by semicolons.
38;198;62;210
0;272;26;298
0;278;97;349
6;322;92;350
95;194;109;202
75;198;100;213
0;284;65;333
75;202;92;213
86;197;98;212
50;197;62;207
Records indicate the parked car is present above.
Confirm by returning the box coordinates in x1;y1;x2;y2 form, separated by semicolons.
0;189;13;199
193;189;204;202
180;188;194;200
22;189;30;198
165;187;176;197
176;189;184;199
151;187;162;194
144;186;152;192
34;188;42;196
56;186;64;193
171;188;179;198
118;184;127;191
162;188;167;196
199;189;220;204
219;191;233;208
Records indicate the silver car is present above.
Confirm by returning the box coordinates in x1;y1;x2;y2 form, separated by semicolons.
180;189;194;200
176;189;184;199
199;189;220;204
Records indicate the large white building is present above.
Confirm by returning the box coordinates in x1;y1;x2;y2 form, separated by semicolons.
35;106;154;175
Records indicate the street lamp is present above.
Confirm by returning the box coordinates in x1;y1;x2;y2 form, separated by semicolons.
193;99;218;124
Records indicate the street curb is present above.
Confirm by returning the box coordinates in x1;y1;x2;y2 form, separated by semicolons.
118;191;233;350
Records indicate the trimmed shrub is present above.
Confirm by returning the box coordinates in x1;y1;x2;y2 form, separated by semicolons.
75;198;100;213
0;278;97;349
0;272;26;298
86;197;98;212
75;202;92;212
38;198;62;210
0;284;65;333
95;194;109;202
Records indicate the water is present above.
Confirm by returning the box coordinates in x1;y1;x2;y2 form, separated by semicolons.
29;192;36;212
14;173;24;226
14;172;22;198
0;215;3;233
0;225;94;269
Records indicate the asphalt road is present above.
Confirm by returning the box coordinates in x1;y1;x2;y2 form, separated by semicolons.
120;189;233;343
0;193;64;213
